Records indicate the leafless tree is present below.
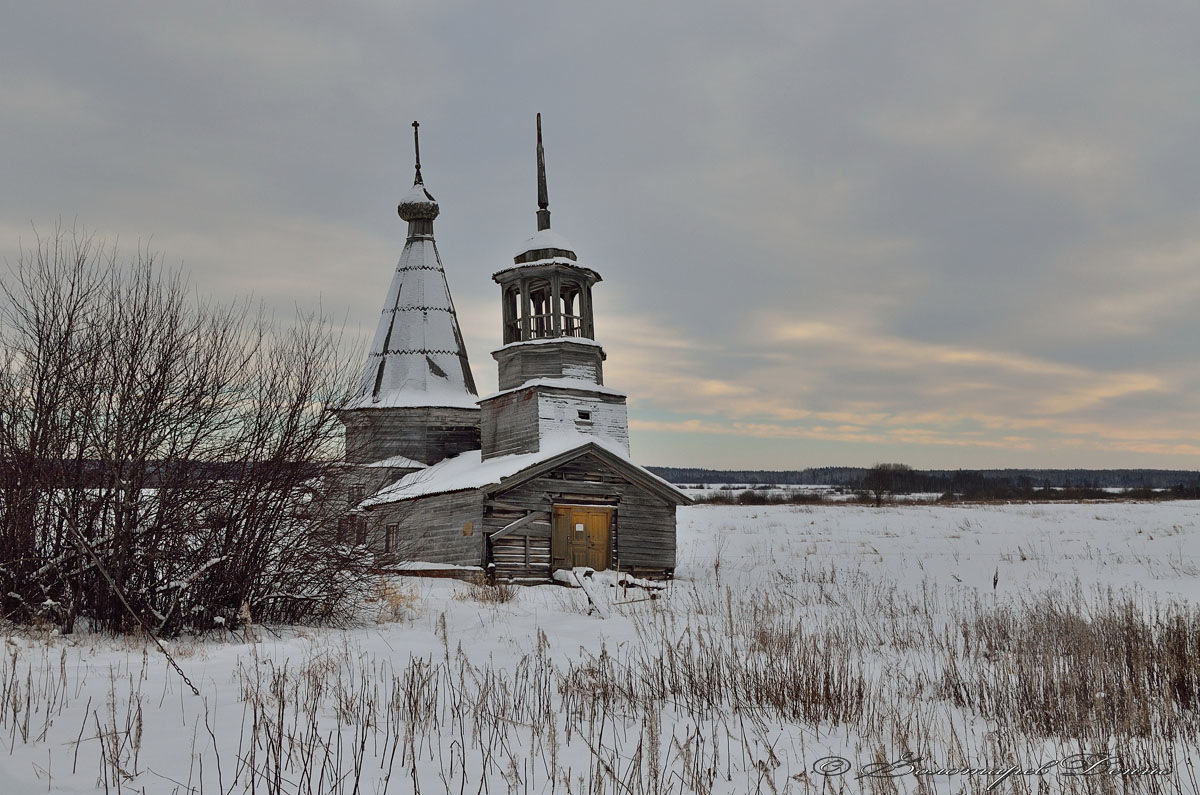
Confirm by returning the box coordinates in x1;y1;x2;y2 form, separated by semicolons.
864;462;911;507
0;225;365;634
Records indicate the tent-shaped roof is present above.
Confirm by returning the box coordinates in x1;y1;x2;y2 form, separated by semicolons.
343;128;477;411
343;234;478;409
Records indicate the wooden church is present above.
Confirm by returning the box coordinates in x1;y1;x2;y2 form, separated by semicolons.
339;118;688;582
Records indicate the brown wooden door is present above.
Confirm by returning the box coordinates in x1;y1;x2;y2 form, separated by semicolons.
551;506;612;571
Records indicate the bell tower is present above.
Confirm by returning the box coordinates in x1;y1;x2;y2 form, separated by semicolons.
480;115;629;460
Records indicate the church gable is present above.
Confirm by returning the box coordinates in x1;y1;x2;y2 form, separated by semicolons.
485;446;688;507
482;447;682;582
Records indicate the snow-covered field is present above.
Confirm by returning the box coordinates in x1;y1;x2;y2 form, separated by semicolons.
3;501;1199;794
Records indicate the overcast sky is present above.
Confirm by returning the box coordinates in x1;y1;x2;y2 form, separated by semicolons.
3;2;1199;470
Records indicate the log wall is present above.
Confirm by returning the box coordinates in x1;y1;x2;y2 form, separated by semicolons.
340;406;480;465
493;341;606;391
367;489;485;566
479;390;541;459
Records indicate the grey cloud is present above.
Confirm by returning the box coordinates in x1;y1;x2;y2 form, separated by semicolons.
3;1;1198;467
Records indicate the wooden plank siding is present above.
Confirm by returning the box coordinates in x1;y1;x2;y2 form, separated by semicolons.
480;390;541;459
493;341;606;391
341;406;481;466
492;534;552;582
367;489;486;567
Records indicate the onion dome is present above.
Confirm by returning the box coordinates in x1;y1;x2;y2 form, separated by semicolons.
398;183;439;222
397;121;440;222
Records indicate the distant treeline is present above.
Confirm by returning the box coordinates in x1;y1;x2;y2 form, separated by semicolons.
647;466;1200;499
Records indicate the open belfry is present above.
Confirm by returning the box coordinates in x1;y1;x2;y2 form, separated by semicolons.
342;117;688;582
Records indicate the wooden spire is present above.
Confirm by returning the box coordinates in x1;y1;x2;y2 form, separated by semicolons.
412;120;424;185
536;113;551;231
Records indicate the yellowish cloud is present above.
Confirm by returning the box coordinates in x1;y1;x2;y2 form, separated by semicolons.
616;307;1194;461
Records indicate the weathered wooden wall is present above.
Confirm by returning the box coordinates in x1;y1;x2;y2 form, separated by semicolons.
367;489;485;566
340;406;480;465
492;533;552;582
479;390;541;459
481;387;629;459
485;451;676;581
493;341;605;391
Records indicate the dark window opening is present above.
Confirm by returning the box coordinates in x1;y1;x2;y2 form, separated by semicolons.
528;279;552;339
561;282;582;336
503;286;520;344
337;515;367;546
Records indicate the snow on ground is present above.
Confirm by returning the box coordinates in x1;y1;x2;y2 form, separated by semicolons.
677;501;1200;600
2;501;1199;794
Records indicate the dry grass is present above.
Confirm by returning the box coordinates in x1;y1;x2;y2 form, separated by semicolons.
455;573;520;604
942;592;1200;740
370;577;420;623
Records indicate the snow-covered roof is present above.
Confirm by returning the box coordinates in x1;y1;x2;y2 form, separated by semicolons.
343;232;479;411
492;336;604;353
514;229;575;259
479;377;626;402
360;434;689;507
361;454;427;469
361;448;542;505
492;258;601;283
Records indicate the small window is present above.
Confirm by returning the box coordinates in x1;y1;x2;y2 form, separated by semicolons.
348;483;365;502
338;515;366;545
577;410;591;421
385;523;398;553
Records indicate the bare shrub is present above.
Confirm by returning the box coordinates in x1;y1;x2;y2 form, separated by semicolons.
0;226;362;635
